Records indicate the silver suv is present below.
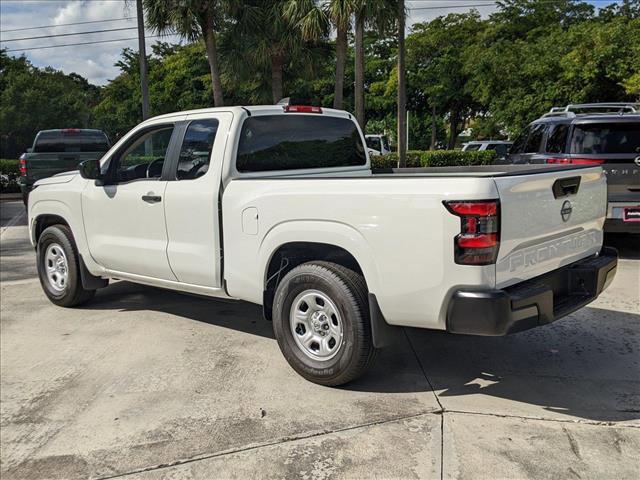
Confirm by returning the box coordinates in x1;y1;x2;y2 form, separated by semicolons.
461;140;513;162
507;103;640;233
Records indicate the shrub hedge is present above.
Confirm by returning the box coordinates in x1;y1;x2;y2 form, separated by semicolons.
0;159;20;175
371;150;497;169
0;159;21;193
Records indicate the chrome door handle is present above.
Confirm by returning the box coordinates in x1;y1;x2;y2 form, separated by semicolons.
141;194;162;203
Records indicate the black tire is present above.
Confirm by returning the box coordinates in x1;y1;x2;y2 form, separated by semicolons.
272;261;378;386
37;225;95;307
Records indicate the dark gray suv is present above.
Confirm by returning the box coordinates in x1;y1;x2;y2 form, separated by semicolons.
507;103;640;233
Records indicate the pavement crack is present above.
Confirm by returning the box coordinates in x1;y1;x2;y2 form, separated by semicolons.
439;413;445;480
562;426;582;459
93;410;443;480
444;409;640;428
402;328;445;480
403;328;444;412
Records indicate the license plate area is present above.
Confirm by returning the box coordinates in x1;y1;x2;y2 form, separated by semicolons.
623;206;640;222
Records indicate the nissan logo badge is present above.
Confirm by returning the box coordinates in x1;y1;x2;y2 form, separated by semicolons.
561;200;572;222
635;155;640;167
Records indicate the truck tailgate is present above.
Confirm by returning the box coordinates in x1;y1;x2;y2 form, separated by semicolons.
494;167;606;288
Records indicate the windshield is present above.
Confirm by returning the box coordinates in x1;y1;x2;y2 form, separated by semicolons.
570;123;640;154
33;130;110;153
463;144;482;151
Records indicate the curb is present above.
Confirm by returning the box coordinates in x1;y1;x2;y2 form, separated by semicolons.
0;193;22;201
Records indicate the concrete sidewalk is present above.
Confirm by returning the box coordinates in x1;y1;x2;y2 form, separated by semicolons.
1;202;638;479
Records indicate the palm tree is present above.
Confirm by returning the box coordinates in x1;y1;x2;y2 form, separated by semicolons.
397;0;407;167
353;0;396;128
322;1;355;109
229;0;319;104
143;0;225;106
285;0;356;108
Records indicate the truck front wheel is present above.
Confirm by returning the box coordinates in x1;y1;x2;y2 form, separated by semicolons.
272;261;377;386
37;225;95;307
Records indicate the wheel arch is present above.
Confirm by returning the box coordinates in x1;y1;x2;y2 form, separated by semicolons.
33;213;70;245
262;241;395;348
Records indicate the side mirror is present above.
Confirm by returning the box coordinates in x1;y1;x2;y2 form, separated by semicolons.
78;159;102;180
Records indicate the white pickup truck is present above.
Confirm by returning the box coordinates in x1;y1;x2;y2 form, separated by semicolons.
28;105;618;386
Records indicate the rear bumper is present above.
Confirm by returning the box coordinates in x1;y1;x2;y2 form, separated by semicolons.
446;247;618;336
605;218;640;233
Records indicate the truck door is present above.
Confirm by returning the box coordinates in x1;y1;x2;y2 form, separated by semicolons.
163;112;233;288
81;122;182;280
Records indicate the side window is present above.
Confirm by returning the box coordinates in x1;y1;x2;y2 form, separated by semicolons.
510;126;531;154
111;126;174;183
176;119;219;180
487;144;509;157
524;124;545;153
545;124;569;153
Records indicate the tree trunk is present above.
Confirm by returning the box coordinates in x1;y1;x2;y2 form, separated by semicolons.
271;53;284;104
448;109;459;149
354;11;365;129
135;0;150;121
396;0;406;167
203;23;224;107
430;104;436;150
333;24;348;110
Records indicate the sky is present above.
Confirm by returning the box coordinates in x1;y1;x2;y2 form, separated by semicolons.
0;0;621;86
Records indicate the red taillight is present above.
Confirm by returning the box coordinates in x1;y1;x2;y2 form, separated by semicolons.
19;154;27;176
283;105;323;114
546;157;604;165
62;128;81;133
457;234;498;249
445;201;497;216
444;200;500;265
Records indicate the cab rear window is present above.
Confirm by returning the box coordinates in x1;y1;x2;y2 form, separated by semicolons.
570;123;640;154
34;131;110;153
236;115;366;172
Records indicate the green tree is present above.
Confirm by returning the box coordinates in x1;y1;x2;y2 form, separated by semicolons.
0;51;99;157
143;0;226;106
408;12;484;148
353;0;396;128
465;3;640;135
224;0;325;104
284;0;354;109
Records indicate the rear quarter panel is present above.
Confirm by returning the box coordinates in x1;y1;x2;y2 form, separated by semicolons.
222;177;499;330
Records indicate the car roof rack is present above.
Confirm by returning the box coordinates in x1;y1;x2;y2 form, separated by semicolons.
542;102;639;118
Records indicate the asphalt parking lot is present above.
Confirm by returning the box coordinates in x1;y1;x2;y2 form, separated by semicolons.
1;200;639;480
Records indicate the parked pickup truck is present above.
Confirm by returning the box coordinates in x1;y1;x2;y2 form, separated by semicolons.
19;128;110;205
28;105;618;386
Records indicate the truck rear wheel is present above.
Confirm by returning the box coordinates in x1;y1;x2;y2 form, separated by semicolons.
37;225;95;307
272;261;377;386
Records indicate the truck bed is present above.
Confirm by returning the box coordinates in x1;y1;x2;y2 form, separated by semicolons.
371;164;597;177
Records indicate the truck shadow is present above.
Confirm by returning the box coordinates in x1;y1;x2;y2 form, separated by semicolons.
86;280;274;339
350;309;640;423
85;280;639;424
